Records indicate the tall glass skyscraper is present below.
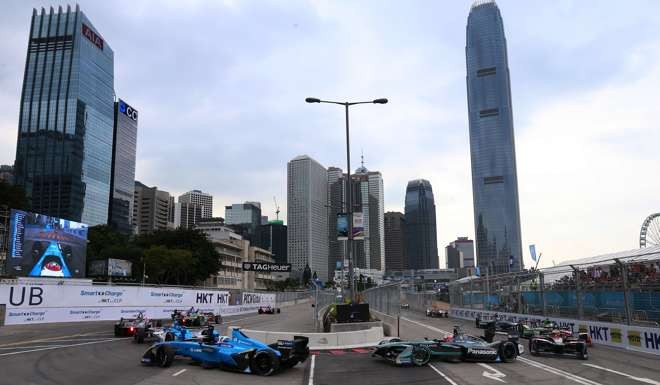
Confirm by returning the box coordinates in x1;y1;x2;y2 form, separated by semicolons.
14;5;114;225
466;0;523;273
404;179;438;269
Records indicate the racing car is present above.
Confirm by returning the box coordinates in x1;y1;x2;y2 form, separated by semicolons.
426;308;449;318
172;308;222;326
258;306;281;314
529;329;589;359
140;327;309;376
475;314;519;333
518;320;592;346
114;313;161;337
133;322;221;344
372;327;522;366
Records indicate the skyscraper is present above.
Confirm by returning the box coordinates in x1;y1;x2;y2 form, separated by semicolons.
466;0;523;273
225;202;261;241
108;99;138;234
14;6;114;225
179;190;213;218
404;179;438;269
287;155;328;281
132;181;174;235
384;211;406;271
256;220;288;265
352;164;385;271
173;202;204;229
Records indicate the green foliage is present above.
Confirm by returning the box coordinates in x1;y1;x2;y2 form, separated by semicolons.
264;277;302;291
0;181;30;211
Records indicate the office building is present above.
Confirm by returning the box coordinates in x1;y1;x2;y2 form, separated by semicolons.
287;155;328;281
404;179;438;269
0;165;14;184
261;215;268;225
194;217;242;241
179;190;213;218
108;99;137;234
327;166;345;276
14;6;114;225
351;163;385;271
256;220;287;265
466;0;523;273
132;181;174;235
173;202;205;229
225;201;261;241
384;211;406;271
451;237;475;267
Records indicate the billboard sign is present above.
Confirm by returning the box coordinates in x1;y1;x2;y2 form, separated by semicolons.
352;212;365;239
81;23;104;50
7;209;88;278
108;259;132;277
336;213;348;240
242;262;291;272
118;99;138;121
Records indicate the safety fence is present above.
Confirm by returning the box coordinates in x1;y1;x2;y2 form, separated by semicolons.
449;251;660;327
362;283;401;316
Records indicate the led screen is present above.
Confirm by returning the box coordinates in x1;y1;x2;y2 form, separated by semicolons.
7;209;88;278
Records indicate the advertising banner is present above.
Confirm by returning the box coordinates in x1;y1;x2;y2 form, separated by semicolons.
0;283;277;325
108;259;132;277
7;209;88;278
242;262;291;272
352;212;365;239
336;213;348;240
450;307;660;355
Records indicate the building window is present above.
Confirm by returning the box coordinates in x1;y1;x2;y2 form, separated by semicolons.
483;176;504;185
477;67;496;77
479;108;499;118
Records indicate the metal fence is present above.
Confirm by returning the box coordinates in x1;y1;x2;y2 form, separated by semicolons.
363;283;401;316
449;253;660;326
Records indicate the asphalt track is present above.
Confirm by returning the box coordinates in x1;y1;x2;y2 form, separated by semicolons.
0;302;658;385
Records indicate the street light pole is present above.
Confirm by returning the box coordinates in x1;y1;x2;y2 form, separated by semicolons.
305;97;388;304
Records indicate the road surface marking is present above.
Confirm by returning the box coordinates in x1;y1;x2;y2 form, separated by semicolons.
172;369;187;377
400;317;451;336
518;357;602;385
308;354;316;385
582;363;660;385
0;331;113;347
223;315;263;324
429;364;459;385
478;363;506;383
0;344;69;350
0;338;125;357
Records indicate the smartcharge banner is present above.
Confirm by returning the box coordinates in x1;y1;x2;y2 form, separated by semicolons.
0;283;275;325
450;307;660;356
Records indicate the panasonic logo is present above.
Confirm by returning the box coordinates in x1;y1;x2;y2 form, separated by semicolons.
467;348;495;355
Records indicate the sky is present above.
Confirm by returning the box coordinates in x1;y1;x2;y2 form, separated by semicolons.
1;0;659;269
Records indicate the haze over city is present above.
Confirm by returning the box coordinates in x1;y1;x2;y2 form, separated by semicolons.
1;0;659;268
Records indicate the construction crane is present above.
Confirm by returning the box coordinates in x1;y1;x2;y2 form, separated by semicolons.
273;196;280;221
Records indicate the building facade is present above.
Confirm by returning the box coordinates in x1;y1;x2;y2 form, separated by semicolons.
108;99;137;234
404;179;438;269
132;181;174;235
194;217;242;242
255;220;287;265
179;190;213;218
287;155;328;281
466;0;523;273
0;165;15;185
384;211;406;271
14;5;114;225
173;202;204;229
351;165;385;272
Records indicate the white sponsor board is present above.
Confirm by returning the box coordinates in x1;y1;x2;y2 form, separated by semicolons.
0;283;275;325
450;307;660;356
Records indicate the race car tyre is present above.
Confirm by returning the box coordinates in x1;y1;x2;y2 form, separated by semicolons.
141;349;156;366
134;329;146;344
475;318;480;328
155;320;163;327
577;345;588;360
277;308;281;314
411;346;431;366
156;346;175;368
192;318;201;327
114;325;121;337
201;361;218;369
215;315;222;324
499;342;517;362
250;350;278;376
164;332;175;342
529;340;539;356
258;309;263;314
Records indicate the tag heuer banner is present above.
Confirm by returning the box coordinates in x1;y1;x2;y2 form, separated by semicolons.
352;212;365;239
242;262;292;272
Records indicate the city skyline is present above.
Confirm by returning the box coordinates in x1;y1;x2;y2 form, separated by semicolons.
1;1;660;267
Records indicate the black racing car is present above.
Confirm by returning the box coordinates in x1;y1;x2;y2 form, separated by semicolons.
115;313;161;337
258;306;281;314
529;329;588;359
475;314;519;333
426;308;449;318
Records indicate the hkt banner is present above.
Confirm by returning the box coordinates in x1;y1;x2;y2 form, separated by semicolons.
0;283;276;325
450;307;660;356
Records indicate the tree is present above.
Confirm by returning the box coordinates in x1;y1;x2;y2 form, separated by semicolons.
0;181;30;211
143;246;194;285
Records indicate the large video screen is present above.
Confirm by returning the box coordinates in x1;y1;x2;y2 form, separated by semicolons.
7;209;88;278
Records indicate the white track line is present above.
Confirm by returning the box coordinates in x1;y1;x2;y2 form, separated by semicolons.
172;369;187;377
518;357;602;385
582;363;660;385
0;338;126;357
429;364;459;385
400;317;452;336
0;331;113;348
308;354;316;385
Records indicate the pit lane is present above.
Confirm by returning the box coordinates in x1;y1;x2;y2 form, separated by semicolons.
0;302;658;385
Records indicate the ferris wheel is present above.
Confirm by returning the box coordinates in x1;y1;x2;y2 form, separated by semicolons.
639;213;660;248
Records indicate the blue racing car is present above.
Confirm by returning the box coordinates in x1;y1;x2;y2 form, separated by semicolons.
140;327;309;376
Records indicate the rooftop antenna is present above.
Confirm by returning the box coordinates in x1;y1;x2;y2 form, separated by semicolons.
273;196;280;221
361;148;365;168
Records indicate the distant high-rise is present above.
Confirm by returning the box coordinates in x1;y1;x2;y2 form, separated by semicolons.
108;99;138;234
404;179;438;269
179;190;213;218
466;0;523;273
225;202;261;241
352;164;385;271
14;6;114;225
256;220;287;265
384;211;406;271
132;181;174;235
445;237;475;269
173;202;204;229
0;165;14;185
287;155;328;281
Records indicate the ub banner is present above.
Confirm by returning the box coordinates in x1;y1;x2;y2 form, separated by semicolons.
352;212;365;239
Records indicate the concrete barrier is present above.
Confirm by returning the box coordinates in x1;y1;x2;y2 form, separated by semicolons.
330;320;382;333
370;309;399;337
234;325;384;350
